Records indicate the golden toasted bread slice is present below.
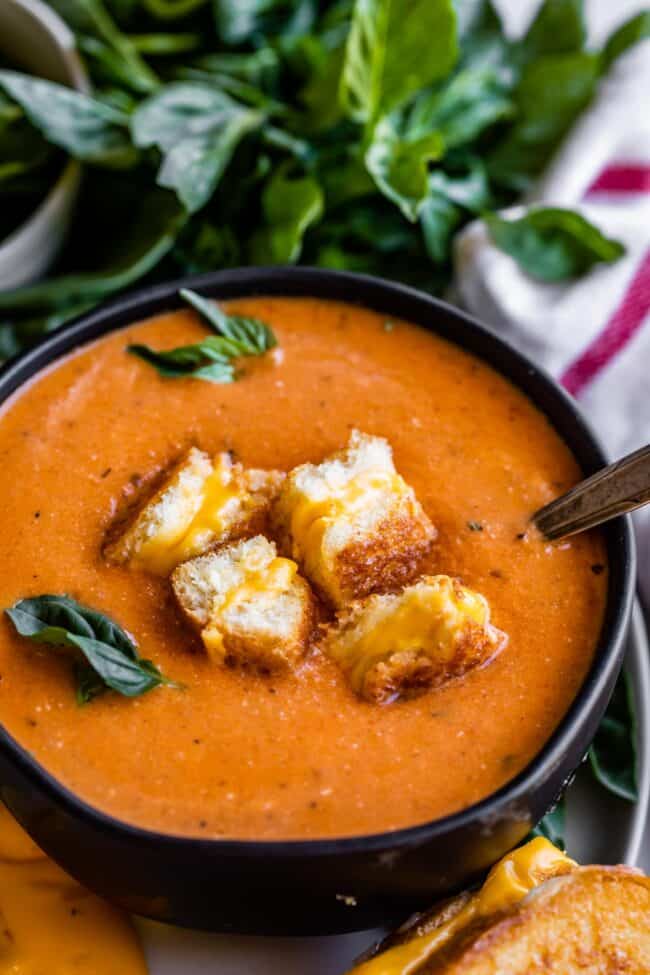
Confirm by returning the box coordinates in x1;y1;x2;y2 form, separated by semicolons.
348;839;650;975
322;575;506;703
105;448;284;575
272;430;436;608
172;536;314;672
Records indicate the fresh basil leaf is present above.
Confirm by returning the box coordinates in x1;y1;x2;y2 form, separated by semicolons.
129;287;277;381
213;0;316;45
365;115;444;221
68;633;174;696
340;0;459;124
179;287;277;352
127;33;202;55
456;0;511;74
487;52;599;189
214;0;277;44
486;207;625;282
530;800;566;850
0;186;186;313
128;339;236;382
520;0;585;61
601;11;650;73
428;156;492;212
190;49;280;87
47;0;159;94
420;192;462;262
0;71;137;168
131;83;263;212
75;661;107;705
589;669;637;802
6;594;138;655
141;0;208;19
407;68;514;149
250;165;324;262
5;595;177;700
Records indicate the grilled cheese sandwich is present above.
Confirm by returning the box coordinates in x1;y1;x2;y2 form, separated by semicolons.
172;536;314;672
272;430;436;608
323;575;506;703
348;839;650;974
105;448;284;574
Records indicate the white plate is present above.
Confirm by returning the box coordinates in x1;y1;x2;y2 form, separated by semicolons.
138;600;650;975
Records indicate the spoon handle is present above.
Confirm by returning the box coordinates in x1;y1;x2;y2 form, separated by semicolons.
533;444;650;541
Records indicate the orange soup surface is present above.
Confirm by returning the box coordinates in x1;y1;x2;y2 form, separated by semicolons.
0;297;607;839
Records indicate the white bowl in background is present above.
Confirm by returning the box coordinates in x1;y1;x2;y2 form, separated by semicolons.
0;0;89;290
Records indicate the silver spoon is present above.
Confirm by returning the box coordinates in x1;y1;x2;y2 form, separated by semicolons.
533;444;650;541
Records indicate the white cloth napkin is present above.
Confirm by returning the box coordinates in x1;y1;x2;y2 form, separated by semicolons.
453;4;650;607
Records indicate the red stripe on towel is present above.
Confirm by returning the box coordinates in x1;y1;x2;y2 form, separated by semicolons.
586;164;650;196
560;250;650;396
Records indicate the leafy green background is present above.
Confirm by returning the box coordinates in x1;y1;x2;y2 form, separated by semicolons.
0;0;647;353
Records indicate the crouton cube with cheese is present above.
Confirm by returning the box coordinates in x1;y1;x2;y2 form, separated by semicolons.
172;536;314;672
104;448;284;575
272;430;436;608
322;575;507;704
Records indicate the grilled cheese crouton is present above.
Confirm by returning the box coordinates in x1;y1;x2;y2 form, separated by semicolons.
272;430;435;608
322;575;506;703
105;448;284;575
172;536;314;672
349;839;650;975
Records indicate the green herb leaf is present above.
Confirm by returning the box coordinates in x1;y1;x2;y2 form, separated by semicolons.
129;288;277;382
47;0;159;94
0;71;137;168
488;52;599;190
5;595;177;700
520;0;586;61
601;11;650;73
485;207;625;282
589;669;638;802
365;115;444;221
407;68;514;149
530;800;566;850
131;83;263;212
128;338;236;382
340;0;459;124
250;165;324;262
179;288;277;352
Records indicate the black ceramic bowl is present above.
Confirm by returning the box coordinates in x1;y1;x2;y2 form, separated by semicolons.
0;268;635;935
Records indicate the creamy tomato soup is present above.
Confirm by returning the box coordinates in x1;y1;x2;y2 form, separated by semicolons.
0;297;606;839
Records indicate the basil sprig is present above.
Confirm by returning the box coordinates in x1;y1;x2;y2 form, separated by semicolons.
6;595;179;704
588;669;638;801
127;287;277;383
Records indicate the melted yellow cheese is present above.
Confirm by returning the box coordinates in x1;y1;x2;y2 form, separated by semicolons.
134;455;240;575
202;556;298;659
333;577;496;693
347;839;576;975
0;804;147;975
290;469;405;565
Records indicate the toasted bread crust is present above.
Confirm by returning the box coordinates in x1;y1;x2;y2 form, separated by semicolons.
219;575;316;672
332;504;435;606
323;576;506;704
104;447;212;566
172;537;315;673
104;448;284;573
272;430;436;608
354;867;650;975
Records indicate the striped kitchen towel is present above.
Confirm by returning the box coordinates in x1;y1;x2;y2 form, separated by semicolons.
453;31;650;607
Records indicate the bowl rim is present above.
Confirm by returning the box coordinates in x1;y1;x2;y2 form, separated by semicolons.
0;266;636;857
